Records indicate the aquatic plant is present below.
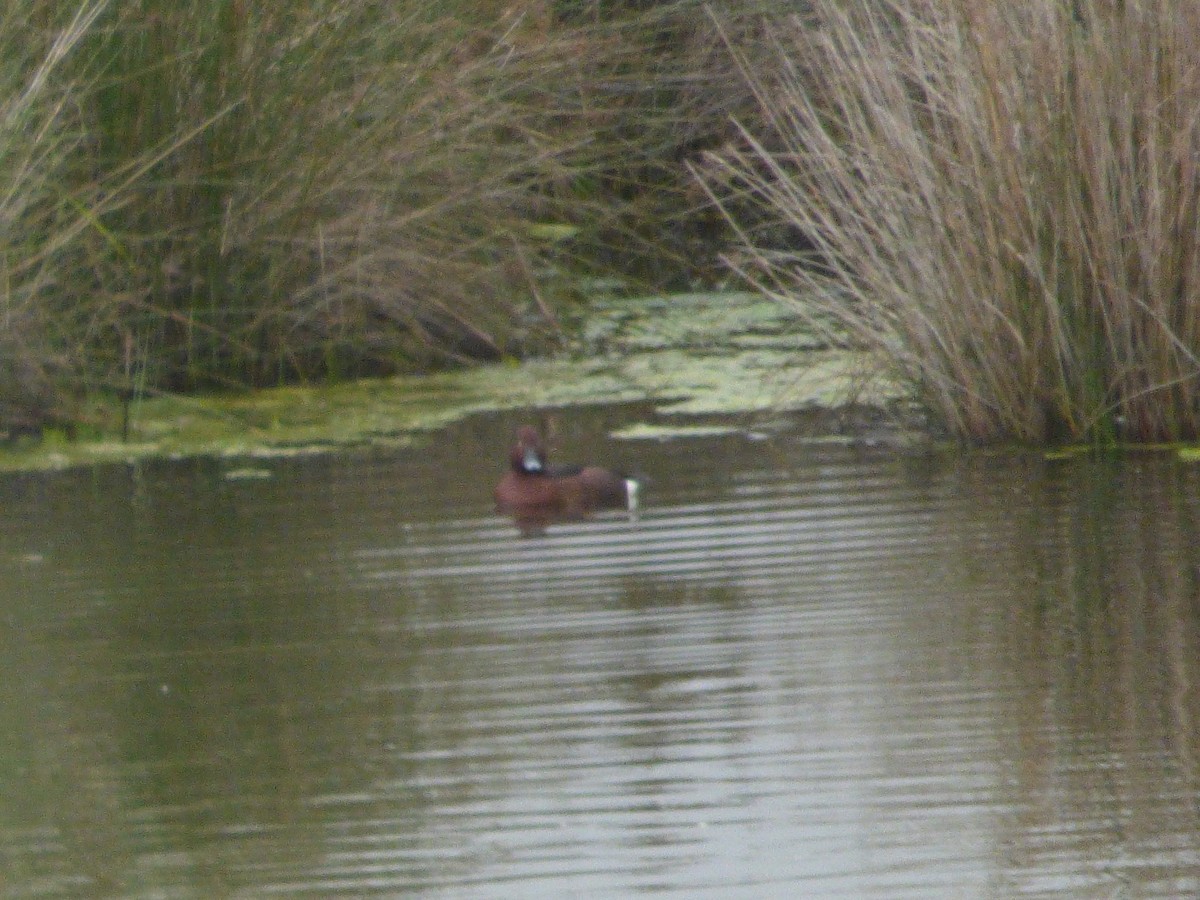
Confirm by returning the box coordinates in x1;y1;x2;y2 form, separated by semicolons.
701;0;1200;443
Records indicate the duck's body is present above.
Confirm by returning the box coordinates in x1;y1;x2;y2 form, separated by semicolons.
494;426;637;521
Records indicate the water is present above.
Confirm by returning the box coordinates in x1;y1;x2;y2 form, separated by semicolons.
2;412;1200;897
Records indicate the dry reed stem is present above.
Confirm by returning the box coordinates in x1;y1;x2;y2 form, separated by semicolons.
702;0;1200;443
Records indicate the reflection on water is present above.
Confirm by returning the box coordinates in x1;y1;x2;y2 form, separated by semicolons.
2;415;1200;897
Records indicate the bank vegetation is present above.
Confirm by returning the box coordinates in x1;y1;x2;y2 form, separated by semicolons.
701;0;1200;443
5;0;1200;446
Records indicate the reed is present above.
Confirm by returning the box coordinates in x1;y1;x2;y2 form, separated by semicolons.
76;0;606;389
701;0;1200;443
0;0;766;433
0;1;114;435
1;1;798;435
76;0;784;393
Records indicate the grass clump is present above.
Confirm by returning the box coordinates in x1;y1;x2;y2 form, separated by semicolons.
76;0;606;389
0;1;113;437
701;0;1200;443
0;0;780;437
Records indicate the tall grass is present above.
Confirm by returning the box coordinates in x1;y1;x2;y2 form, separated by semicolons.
0;0;792;436
701;0;1200;443
76;0;619;390
0;3;722;425
0;1;113;434
73;0;782;394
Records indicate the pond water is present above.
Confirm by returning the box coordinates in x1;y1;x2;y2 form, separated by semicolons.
2;409;1200;898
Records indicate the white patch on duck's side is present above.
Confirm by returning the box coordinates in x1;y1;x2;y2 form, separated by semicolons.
522;448;544;473
625;478;640;512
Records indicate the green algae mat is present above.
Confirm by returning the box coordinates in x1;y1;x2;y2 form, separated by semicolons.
0;292;907;471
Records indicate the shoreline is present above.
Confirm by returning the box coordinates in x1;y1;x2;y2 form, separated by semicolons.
0;291;914;473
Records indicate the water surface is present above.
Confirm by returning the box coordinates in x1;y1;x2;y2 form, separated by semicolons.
2;413;1200;897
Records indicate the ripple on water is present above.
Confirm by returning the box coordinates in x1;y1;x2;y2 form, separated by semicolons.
2;433;1199;897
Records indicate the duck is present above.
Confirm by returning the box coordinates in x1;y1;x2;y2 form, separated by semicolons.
494;426;638;527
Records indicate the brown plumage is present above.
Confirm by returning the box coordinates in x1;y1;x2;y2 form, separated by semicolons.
494;426;637;528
